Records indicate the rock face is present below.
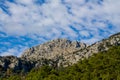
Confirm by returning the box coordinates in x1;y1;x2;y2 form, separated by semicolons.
21;39;87;60
72;32;120;61
21;33;120;67
0;56;35;72
21;39;87;67
0;32;120;74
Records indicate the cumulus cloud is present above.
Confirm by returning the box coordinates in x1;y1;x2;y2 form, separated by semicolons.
0;0;120;56
0;46;27;57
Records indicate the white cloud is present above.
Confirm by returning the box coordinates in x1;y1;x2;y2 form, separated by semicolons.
0;0;119;38
79;31;90;37
0;0;120;56
15;0;33;5
0;46;27;57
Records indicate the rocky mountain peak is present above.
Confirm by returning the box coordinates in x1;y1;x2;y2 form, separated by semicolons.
0;32;120;75
73;32;120;60
20;33;120;67
21;38;87;61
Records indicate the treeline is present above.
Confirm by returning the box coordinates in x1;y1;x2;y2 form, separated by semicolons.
1;46;120;80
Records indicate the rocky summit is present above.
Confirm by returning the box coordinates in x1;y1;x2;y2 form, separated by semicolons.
0;32;120;74
21;39;87;60
21;39;87;67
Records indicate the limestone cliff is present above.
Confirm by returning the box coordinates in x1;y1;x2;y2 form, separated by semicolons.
0;32;120;75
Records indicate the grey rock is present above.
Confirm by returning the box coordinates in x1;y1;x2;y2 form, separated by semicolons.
21;33;120;67
21;39;87;67
0;32;120;75
0;56;35;73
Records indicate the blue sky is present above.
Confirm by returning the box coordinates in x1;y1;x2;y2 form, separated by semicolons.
0;0;120;56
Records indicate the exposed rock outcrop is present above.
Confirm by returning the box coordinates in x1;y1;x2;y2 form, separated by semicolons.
74;32;120;60
21;39;87;60
0;32;120;75
21;39;87;67
0;56;35;72
21;33;120;67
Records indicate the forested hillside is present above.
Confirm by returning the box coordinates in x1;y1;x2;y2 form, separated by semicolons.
2;46;120;80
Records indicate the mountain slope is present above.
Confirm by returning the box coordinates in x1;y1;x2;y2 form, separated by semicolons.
22;39;87;60
21;32;120;67
21;39;87;67
26;46;120;80
3;46;120;80
0;32;120;78
73;32;120;59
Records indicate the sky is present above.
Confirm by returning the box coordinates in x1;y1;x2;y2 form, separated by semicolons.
0;0;120;56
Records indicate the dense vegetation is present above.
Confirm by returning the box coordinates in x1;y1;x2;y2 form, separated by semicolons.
1;46;120;80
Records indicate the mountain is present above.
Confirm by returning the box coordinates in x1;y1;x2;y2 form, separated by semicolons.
74;32;120;59
0;32;120;78
21;39;87;67
21;32;120;67
21;46;120;80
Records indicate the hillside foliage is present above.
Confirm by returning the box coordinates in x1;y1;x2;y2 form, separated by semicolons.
1;46;120;80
